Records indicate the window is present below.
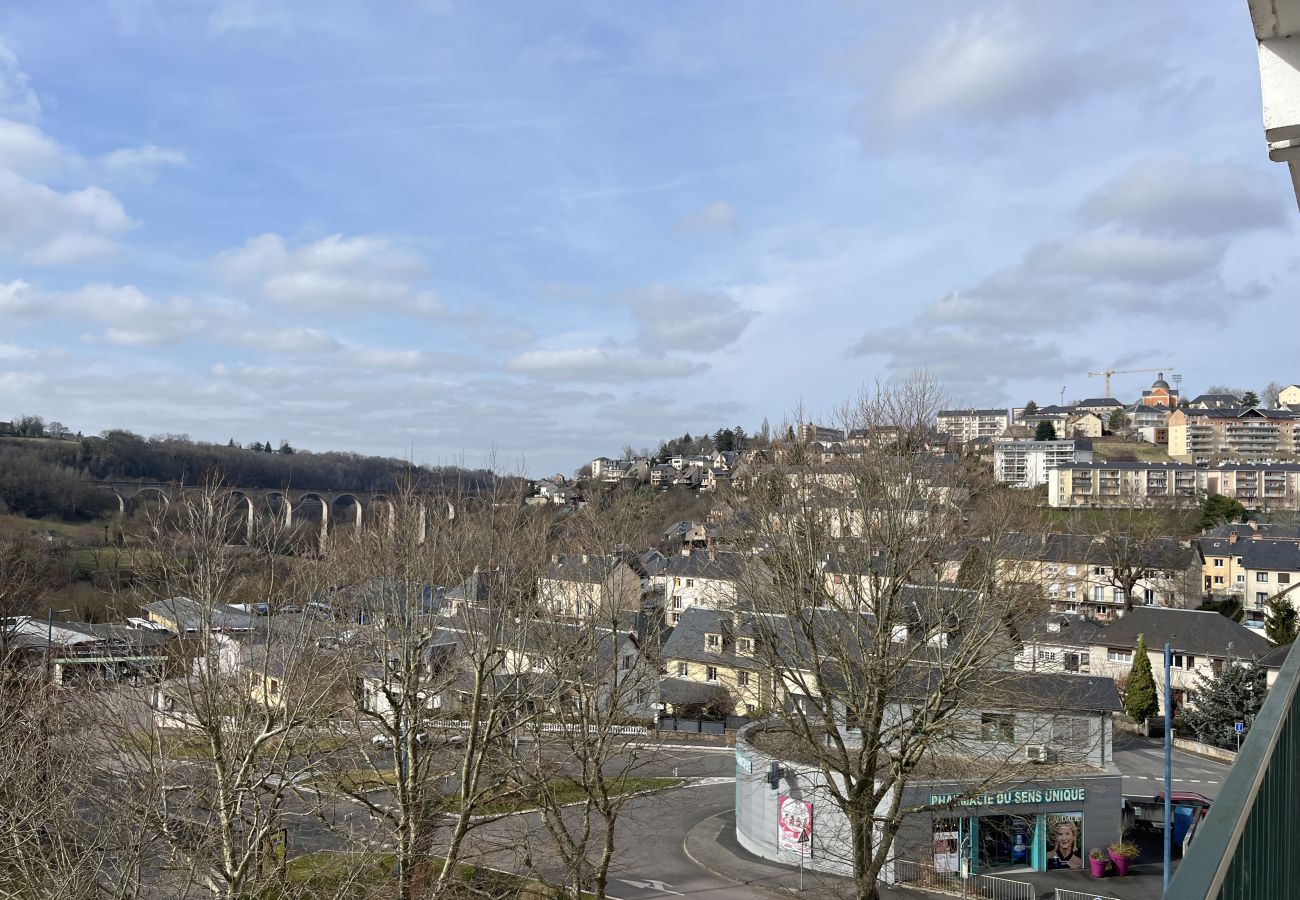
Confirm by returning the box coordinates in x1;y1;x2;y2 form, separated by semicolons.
706;666;718;682
1107;648;1134;664
1257;572;1270;583
1066;566;1077;576
1093;586;1105;603
1144;588;1156;602
1257;592;1269;604
737;671;751;687
670;613;680;625
1066;586;1078;600
1094;566;1106;575
673;578;681;587
671;597;682;610
1214;558;1224;568
268;678;280;696
676;662;688;677
1281;574;1292;585
1237;574;1246;583
705;633;720;650
1037;649;1058;662
737;638;753;654
1214;576;1224;585
1047;564;1059;575
980;713;1015;742
685;579;694;587
621;655;632;671
1048;584;1060;597
1114;588;1126;605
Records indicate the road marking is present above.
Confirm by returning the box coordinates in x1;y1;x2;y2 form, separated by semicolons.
616;877;683;895
684;777;735;787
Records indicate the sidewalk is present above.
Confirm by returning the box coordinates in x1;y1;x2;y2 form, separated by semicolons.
682;811;1170;900
681;810;931;899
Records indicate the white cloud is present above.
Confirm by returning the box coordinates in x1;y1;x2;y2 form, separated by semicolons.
346;348;429;371
0;41;39;120
236;326;343;353
679;200;740;235
209;0;295;35
100;144;187;182
629;285;757;353
507;347;706;382
215;233;443;314
0;171;134;265
878;6;1163;138
0;341;34;360
0;119;77;178
1078;156;1285;237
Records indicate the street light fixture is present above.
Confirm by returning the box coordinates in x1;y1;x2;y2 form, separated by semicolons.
45;607;73;684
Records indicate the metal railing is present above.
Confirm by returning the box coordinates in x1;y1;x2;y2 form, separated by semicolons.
1056;890;1121;900
893;858;1034;900
1163;630;1300;898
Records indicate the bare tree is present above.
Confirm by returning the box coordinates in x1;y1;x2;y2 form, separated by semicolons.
1068;503;1197;611
322;479;549;899
736;376;1070;900
91;482;355;900
1262;381;1285;409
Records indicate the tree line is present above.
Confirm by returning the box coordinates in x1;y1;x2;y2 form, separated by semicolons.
0;418;497;521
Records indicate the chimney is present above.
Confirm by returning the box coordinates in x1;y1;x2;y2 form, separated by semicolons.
1229;531;1238;545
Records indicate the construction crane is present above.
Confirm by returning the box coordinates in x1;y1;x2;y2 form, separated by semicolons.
1086;366;1175;399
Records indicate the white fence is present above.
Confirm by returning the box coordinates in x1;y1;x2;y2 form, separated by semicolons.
1055;890;1123;900
893;858;1035;900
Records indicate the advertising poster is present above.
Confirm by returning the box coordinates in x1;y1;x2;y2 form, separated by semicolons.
933;828;959;873
1045;813;1083;870
778;795;813;853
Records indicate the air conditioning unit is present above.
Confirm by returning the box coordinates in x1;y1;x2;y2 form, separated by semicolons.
1025;744;1050;763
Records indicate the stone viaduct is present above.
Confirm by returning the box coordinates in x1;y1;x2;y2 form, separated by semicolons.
97;481;456;541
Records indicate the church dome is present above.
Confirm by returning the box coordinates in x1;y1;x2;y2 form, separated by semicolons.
1152;372;1170;390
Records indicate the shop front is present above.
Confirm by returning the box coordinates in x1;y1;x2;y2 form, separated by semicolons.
917;781;1120;876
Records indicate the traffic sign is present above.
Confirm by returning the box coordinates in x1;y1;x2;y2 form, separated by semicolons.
1234;722;1245;735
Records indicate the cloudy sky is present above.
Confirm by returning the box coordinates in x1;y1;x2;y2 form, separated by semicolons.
1;1;1296;476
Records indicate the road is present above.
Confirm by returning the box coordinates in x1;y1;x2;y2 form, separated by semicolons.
1113;731;1233;799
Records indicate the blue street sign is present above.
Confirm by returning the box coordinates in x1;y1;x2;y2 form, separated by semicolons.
1234;722;1245;735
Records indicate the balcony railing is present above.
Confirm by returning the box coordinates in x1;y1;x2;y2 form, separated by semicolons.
1163;635;1300;898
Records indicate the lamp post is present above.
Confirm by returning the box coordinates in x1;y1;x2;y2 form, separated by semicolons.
1163;642;1173;893
45;608;72;684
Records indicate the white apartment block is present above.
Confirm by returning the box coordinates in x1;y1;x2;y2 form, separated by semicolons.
1049;462;1300;511
936;408;1011;443
993;439;1093;488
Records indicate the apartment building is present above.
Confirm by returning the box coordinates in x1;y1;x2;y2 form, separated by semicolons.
1048;462;1300;511
936;408;1011;443
1200;535;1300;625
1167;407;1299;463
993;439;1093;487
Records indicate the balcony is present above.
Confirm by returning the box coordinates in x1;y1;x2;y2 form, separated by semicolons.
1164;639;1300;898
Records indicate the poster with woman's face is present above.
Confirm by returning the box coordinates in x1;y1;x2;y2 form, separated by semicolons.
1045;814;1083;870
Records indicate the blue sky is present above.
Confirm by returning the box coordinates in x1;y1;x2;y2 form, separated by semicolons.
1;1;1296;476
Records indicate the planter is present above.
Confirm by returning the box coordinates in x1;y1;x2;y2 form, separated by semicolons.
1090;857;1108;878
1108;851;1130;876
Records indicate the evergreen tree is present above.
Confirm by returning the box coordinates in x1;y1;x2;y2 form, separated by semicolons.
227;438;237;448
278;441;295;456
1124;634;1160;723
263;440;273;453
1107;409;1127;433
1265;593;1298;645
955;547;987;591
1034;420;1058;441
1023;400;1038;416
1199;494;1247;530
1183;660;1268;750
1242;390;1260;407
249;441;263;452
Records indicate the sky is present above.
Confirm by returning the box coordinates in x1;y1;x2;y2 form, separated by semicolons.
0;1;1297;477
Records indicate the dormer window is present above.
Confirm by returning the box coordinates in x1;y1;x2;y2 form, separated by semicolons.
737;638;753;655
705;633;721;651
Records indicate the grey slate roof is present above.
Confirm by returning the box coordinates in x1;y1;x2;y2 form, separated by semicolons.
1020;611;1107;647
1258;642;1292;669
1094;607;1272;659
1077;398;1124;408
663;550;747;582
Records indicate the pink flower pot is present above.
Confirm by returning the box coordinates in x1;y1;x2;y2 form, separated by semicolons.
1090;857;1108;877
1108;852;1130;876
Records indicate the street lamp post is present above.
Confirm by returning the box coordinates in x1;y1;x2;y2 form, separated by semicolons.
1163;642;1173;893
45;608;72;684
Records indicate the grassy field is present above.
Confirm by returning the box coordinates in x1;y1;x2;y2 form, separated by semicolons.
1043;506;1198;534
279;850;586;899
1089;440;1174;463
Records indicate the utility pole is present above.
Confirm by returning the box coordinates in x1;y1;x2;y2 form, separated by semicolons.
1163;642;1173;893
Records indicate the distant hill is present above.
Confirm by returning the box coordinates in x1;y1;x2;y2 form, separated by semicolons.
0;429;495;521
